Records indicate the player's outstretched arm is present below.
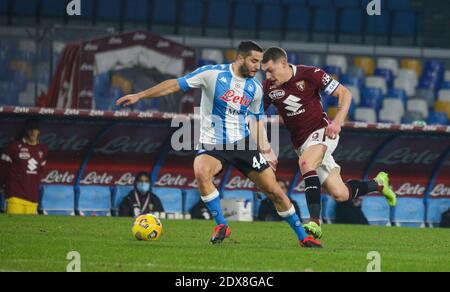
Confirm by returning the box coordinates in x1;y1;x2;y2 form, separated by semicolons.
116;79;181;107
326;84;353;139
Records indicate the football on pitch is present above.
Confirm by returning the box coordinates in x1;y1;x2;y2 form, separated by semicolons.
132;214;163;241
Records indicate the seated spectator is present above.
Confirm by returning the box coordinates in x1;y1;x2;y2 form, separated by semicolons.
0;119;48;215
119;172;164;217
335;197;368;225
190;200;212;220
257;180;301;222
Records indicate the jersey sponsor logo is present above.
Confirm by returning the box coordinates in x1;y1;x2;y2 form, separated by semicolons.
19;152;31;160
268;89;285;100
219;89;251;107
296;80;305;92
283;95;305;117
27;158;38;174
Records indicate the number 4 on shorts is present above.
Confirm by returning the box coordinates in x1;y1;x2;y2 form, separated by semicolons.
253;153;268;170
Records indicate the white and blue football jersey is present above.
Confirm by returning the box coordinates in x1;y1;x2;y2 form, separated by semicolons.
177;64;264;145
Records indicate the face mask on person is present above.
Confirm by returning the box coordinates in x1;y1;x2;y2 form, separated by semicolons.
136;182;150;194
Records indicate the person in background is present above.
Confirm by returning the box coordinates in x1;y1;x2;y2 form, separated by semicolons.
257;180;301;222
335;197;368;225
0;119;48;215
119;172;164;217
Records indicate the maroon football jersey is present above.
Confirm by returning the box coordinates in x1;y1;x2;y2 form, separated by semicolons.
263;65;340;149
0;139;48;203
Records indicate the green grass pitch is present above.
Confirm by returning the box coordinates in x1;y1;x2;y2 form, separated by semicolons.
0;214;449;272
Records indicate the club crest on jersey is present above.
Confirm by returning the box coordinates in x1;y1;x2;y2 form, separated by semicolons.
269;89;285;100
296;80;305;92
219;89;251;107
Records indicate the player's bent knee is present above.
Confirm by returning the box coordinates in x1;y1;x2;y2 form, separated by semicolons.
330;188;350;202
194;165;214;184
298;157;315;173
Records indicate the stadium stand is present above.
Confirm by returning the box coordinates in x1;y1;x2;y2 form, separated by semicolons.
40;185;76;216
77;186;112;216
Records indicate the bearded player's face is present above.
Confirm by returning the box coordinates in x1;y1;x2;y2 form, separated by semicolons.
238;51;262;78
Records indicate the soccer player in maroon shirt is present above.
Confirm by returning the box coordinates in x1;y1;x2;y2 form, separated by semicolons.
261;47;397;239
0;119;48;215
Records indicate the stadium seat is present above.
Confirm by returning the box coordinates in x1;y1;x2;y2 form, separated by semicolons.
340;74;364;90
435;101;450;119
392;197;425;227
427;111;449;125
366;76;387;95
111;185;133;216
386;88;408;103
287;52;299;64
398;69;418;87
441;81;450;90
77;186;112;216
355;107;377;123
285;6;311;40
377;57;399;76
326;55;347;74
346;85;361;105
313;8;336;33
41;0;66;19
323;65;342;79
374;68;394;89
402;111;423;124
361;196;391;226
299;54;323;67
40;185;76;216
426;198;450;227
394;77;416;97
401;58;422;78
291;193;310;222
12;0;38;17
424;60;445;74
327;106;338;119
260;3;283;31
379;108;401;124
354;57;375;76
225;49;236;63
322;195;336;223
98;0;121;22
183;189;201;215
407;99;429;119
232;2;257;37
361;87;384;110
383;98;405;117
201;49;224;65
415;88;436;108
153;187;183;214
179;0;204;34
152;0;177;33
392;11;416;37
206;0;230;33
438;89;450;102
125;0;149;23
339;8;364;42
387;0;412;11
365;11;389;44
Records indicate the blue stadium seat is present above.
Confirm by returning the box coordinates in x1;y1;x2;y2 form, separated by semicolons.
334;0;360;8
153;0;177;26
393;11;416;36
125;0;149;23
40;185;76;216
375;68;394;88
361;87;384;110
286;7;311;32
233;2;257;30
12;0;38;16
98;0;121;21
291;194;310;222
183;189;201;214
427;112;449;125
426;198;450;227
323;65;342;78
424;60;445;74
111;185;133;216
307;0;333;8
93;73;111;99
180;0;204;28
340;74;364;89
362;196;391;226
260;4;283;31
287;52;299;64
386;88;408;102
366;11;389;35
322;195;336;223
41;0;66;18
206;0;230;29
387;0;412;11
392;197;425;227
0;0;7;16
313;9;336;33
77;186;112;216
339;8;363;34
153;187;183;213
441;81;450;90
